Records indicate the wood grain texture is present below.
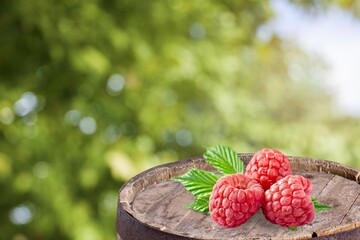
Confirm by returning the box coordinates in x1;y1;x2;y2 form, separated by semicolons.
117;154;360;240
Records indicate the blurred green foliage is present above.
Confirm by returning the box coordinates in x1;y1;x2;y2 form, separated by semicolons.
1;0;360;239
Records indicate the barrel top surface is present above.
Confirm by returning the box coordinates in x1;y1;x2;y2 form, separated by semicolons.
118;154;360;240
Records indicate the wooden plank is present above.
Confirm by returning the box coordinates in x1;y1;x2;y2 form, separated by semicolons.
132;181;193;228
245;212;289;239
133;180;263;239
342;193;360;227
175;210;264;239
299;171;335;197
307;175;360;237
132;181;182;214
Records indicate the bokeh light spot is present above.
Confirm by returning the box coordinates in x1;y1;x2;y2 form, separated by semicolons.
107;74;125;96
64;109;82;126
33;162;49;179
189;23;206;40
9;204;34;225
101;124;120;144
106;152;135;180
0;107;14;125
175;129;193;146
13;92;38;117
79;117;97;135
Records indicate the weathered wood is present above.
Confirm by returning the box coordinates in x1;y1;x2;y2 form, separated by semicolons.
117;154;360;240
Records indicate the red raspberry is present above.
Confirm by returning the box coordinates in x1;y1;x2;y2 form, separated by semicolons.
262;175;315;227
245;148;292;190
209;174;264;228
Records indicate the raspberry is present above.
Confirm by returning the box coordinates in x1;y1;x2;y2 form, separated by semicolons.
209;174;264;228
245;148;292;190
262;175;315;227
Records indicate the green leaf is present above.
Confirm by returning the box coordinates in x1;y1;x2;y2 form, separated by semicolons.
288;226;298;231
203;145;244;175
312;198;332;212
186;194;210;214
172;168;220;197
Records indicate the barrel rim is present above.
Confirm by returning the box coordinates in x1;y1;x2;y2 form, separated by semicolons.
117;154;360;239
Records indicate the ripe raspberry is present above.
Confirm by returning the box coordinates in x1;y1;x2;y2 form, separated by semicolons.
209;174;264;228
245;148;292;190
262;175;315;227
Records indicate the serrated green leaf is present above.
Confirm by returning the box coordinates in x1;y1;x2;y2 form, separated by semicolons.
203;145;244;175
312;198;332;212
186;194;210;214
172;168;220;197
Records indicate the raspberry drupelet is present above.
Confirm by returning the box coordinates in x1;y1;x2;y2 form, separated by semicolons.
262;175;315;227
209;174;264;228
245;148;292;190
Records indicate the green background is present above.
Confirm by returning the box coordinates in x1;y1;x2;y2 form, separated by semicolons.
1;1;360;239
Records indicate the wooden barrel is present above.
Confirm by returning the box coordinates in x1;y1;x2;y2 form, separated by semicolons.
116;154;360;239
